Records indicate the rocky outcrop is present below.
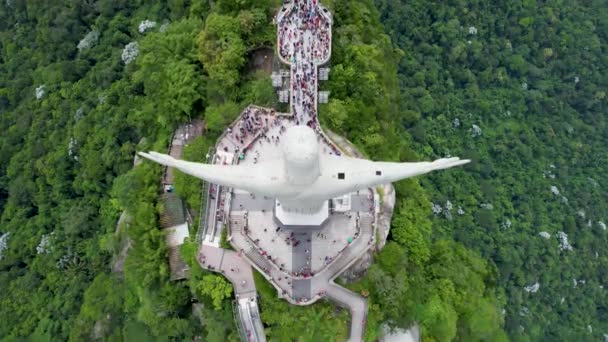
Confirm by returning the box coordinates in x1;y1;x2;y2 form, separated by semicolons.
323;129;396;283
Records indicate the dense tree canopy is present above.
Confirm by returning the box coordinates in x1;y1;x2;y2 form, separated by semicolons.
0;0;212;339
0;0;605;340
374;0;608;339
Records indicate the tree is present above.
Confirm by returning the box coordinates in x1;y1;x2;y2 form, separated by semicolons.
322;99;349;132
204;101;242;134
198;13;246;90
240;71;276;107
174;136;214;209
69;273;124;341
419;294;458;341
197;274;233;310
133;18;205;128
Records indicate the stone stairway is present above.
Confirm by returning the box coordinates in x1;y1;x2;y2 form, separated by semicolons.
245;247;274;274
359;214;374;234
229;214;246;235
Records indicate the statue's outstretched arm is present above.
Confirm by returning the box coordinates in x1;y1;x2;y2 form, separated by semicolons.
316;156;470;199
370;157;470;184
138;151;272;192
425;157;471;171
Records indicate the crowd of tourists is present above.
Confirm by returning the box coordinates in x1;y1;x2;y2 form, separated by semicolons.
278;0;331;126
223;106;270;153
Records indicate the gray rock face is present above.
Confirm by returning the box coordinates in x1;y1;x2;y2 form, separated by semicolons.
323;129;396;283
375;183;396;251
340;182;395;283
340;251;374;283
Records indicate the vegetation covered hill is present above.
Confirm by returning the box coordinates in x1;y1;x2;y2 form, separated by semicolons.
0;0;604;341
372;0;608;340
0;1;212;339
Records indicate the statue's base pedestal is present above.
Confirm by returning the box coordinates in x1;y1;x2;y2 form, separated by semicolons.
275;200;329;226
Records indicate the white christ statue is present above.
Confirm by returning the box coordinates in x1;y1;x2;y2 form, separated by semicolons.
140;125;469;225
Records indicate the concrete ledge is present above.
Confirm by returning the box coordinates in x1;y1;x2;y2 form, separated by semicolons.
275;199;329;226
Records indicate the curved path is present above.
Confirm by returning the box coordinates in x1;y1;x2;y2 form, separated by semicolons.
326;283;367;342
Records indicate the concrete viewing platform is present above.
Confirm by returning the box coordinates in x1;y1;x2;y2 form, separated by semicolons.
202;102;377;304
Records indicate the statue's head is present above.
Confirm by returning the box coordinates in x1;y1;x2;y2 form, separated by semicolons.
282;125;320;185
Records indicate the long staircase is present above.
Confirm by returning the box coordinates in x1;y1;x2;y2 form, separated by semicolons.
196;181;210;243
196;148;215;243
229;213;246;235
245;247;274;274
229;213;276;274
359;214;374;235
234;298;267;342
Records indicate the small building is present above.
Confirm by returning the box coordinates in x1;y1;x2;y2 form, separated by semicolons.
278;90;290;103
319;67;330;81
381;324;420;342
332;194;351;212
271;72;283;87
318;91;330;104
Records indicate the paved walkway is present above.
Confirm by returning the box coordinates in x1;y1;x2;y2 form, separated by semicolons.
197;245;266;342
243;208;357;273
232;192;274;211
326;284;368;342
198;246;257;298
278;0;331;126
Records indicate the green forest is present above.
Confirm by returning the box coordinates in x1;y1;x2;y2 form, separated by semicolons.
0;0;606;341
